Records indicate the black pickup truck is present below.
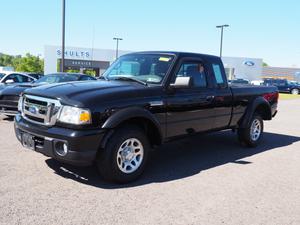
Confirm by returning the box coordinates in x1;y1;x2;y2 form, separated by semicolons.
14;52;278;183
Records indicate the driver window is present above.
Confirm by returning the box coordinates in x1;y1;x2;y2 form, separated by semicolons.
4;74;17;83
173;62;207;88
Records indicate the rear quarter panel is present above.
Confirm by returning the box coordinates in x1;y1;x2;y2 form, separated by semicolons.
229;85;278;127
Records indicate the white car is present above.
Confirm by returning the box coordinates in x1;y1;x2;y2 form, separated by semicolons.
250;80;264;86
0;72;36;84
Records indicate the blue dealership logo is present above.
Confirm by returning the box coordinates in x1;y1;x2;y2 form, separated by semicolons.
243;61;255;66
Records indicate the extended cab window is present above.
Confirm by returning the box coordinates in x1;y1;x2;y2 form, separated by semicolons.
212;64;226;86
174;62;207;88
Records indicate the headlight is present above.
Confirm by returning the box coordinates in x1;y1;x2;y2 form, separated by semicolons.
18;96;23;112
58;106;91;125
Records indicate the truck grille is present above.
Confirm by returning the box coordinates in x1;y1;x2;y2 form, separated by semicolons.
0;95;20;101
0;95;19;107
21;94;61;126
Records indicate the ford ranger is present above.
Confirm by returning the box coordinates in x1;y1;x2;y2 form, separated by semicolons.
14;52;278;183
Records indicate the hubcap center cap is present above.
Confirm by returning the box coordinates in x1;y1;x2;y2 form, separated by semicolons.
123;147;134;161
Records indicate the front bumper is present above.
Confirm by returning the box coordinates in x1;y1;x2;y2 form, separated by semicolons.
14;114;106;166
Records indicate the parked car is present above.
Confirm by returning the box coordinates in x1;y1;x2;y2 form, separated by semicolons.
15;51;278;183
0;73;96;116
250;80;264;86
231;78;249;85
0;72;36;85
263;78;300;95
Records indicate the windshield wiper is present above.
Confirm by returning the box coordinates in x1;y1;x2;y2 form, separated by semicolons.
113;77;148;86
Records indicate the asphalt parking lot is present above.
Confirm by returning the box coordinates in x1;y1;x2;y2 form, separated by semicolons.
0;99;300;225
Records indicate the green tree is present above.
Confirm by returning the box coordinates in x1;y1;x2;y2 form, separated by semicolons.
13;53;44;73
0;53;15;67
0;53;44;73
263;62;269;67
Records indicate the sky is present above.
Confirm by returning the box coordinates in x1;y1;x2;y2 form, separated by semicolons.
0;0;299;67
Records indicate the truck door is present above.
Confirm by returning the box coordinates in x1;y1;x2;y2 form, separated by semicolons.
166;59;215;138
210;61;233;128
277;79;289;93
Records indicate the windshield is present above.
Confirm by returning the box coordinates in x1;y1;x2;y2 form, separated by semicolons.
0;73;5;80
34;74;78;84
103;54;175;84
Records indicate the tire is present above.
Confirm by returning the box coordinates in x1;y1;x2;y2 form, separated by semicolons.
96;125;150;183
291;89;299;95
238;114;264;147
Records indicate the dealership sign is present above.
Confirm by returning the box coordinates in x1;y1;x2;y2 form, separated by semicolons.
56;49;91;60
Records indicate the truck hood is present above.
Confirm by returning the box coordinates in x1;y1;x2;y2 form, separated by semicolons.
24;80;145;108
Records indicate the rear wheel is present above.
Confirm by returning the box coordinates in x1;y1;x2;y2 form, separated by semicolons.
96;125;150;183
291;89;299;95
238;114;263;147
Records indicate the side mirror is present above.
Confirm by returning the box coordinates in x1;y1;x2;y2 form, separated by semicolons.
5;79;15;84
170;77;192;89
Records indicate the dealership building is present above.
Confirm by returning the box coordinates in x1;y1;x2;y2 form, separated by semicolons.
262;66;300;81
44;45;263;80
44;45;131;76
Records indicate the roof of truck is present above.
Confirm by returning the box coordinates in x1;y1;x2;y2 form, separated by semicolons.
123;51;220;60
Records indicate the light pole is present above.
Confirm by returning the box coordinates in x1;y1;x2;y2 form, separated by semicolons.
113;37;123;59
216;24;229;58
61;0;66;72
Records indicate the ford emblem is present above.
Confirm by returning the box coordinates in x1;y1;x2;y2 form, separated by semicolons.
29;106;38;114
244;61;255;66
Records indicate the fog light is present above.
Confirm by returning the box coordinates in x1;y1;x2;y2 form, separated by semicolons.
54;141;68;156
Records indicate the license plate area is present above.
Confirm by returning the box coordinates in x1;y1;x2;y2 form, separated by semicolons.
22;133;35;150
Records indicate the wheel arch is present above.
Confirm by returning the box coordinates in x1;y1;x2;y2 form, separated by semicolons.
101;107;164;148
290;88;300;94
238;96;271;128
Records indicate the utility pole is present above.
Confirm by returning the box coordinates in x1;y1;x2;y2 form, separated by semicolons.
216;24;229;58
61;0;66;72
113;37;123;59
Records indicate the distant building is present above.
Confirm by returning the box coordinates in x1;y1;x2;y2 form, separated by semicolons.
44;45;263;80
44;45;130;76
262;66;300;81
222;56;263;81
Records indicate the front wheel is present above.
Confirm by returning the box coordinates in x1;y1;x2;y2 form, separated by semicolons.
96;125;150;183
291;89;299;95
238;114;264;147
